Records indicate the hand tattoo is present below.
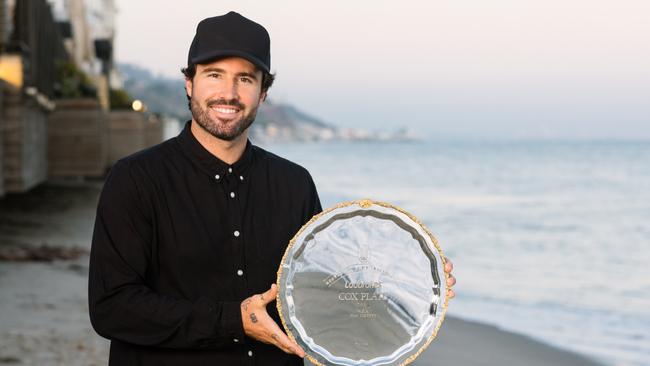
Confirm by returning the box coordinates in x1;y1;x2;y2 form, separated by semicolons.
250;313;258;323
241;298;252;311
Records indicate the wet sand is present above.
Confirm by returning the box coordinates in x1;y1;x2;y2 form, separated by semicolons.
0;183;606;365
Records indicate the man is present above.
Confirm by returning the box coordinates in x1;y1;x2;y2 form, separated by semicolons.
89;11;455;366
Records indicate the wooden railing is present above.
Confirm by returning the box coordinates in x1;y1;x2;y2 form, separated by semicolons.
9;0;67;98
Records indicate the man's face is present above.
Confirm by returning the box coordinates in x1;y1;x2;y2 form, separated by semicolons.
185;57;266;141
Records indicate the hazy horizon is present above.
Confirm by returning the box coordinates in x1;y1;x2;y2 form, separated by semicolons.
115;1;650;140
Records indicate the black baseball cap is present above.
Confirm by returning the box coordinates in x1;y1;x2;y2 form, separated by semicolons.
187;11;270;73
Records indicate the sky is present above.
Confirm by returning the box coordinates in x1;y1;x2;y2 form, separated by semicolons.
115;0;650;140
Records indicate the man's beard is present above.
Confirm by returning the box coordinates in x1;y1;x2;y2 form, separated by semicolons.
190;97;258;141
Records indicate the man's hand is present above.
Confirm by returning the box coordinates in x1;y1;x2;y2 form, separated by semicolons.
445;257;457;298
241;284;305;358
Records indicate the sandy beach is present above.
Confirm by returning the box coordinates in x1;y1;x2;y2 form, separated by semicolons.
0;182;606;366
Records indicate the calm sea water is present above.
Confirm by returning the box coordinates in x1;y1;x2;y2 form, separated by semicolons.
265;140;650;366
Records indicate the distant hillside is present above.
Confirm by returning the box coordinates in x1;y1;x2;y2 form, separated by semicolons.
118;64;335;140
117;63;417;143
118;63;191;121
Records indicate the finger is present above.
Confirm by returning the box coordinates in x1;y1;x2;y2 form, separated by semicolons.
271;336;294;355
448;289;456;299
259;284;278;305
270;332;305;357
287;340;305;358
444;258;454;273
267;321;305;357
447;274;456;287
295;343;306;357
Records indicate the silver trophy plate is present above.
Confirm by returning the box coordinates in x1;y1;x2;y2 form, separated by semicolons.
277;200;449;366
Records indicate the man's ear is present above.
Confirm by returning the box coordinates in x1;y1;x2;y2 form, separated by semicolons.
260;91;267;102
185;78;193;98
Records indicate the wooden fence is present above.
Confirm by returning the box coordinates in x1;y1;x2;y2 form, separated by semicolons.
107;111;162;166
9;0;67;98
48;99;108;178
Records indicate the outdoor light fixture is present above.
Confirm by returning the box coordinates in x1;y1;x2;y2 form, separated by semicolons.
0;54;23;88
131;99;144;112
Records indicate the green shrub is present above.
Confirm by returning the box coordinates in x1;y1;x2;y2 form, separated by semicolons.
109;88;133;110
54;61;97;99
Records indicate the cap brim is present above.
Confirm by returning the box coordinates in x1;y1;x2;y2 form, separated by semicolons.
191;50;270;73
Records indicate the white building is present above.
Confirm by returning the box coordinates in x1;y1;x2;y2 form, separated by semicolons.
45;0;119;108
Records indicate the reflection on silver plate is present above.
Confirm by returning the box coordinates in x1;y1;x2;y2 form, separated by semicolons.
277;200;449;366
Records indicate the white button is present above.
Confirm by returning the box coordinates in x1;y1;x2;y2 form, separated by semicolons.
233;338;239;343
233;230;240;237
248;350;253;357
239;175;244;181
237;269;244;276
228;167;233;173
230;192;235;198
214;174;220;180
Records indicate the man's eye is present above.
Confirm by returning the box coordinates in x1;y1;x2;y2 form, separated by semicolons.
208;73;221;78
240;77;252;83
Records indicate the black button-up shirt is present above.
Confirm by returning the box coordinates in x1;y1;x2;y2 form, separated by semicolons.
89;122;322;366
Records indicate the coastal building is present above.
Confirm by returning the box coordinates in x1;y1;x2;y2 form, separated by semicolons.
45;0;119;109
0;0;64;194
0;0;160;196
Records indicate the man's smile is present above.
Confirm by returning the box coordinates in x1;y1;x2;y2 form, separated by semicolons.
213;106;239;114
209;104;242;120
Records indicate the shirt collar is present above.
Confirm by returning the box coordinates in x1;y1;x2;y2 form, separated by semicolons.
177;121;254;182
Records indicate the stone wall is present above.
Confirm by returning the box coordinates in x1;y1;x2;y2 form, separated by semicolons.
1;83;48;192
0;80;5;197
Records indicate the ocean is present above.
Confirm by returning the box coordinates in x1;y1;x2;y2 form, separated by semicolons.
265;140;650;366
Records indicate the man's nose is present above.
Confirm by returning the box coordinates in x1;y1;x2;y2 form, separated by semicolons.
216;78;239;100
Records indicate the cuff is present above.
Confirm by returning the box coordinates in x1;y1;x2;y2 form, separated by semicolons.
219;300;246;345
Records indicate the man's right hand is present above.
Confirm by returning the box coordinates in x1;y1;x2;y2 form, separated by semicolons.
241;284;306;358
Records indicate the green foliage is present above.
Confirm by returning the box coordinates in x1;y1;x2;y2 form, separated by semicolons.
109;88;133;110
54;61;97;99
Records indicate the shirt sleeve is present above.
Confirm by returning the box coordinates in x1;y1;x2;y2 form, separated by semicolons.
88;160;245;349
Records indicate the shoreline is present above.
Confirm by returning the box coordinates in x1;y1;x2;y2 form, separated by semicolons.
412;316;606;366
0;182;607;365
